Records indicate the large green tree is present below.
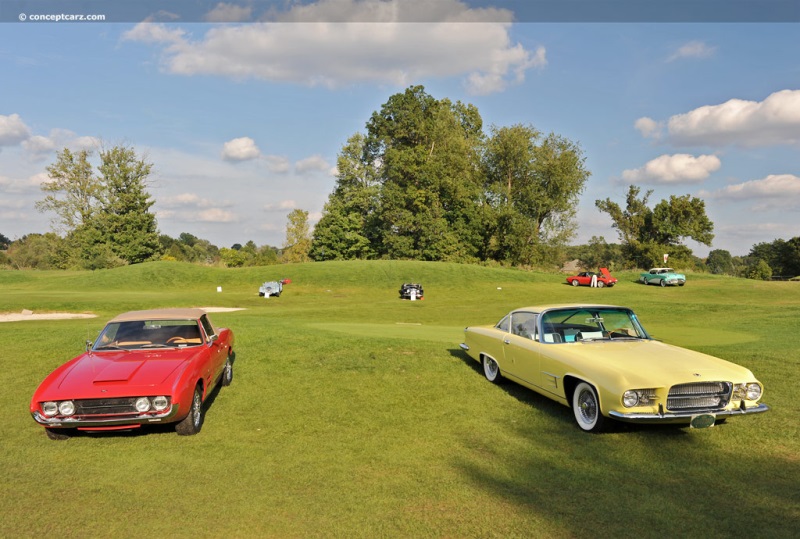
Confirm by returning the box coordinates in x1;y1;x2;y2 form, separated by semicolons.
596;185;714;267
310;134;379;260
283;209;312;263
36;148;101;233
364;85;485;261
95;145;161;264
483;125;590;265
36;145;161;268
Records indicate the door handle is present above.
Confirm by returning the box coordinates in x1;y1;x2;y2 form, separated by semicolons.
503;339;511;345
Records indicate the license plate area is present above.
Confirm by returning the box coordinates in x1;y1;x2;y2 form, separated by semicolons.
690;413;716;429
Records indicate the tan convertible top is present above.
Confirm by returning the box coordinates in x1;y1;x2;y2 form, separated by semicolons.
108;308;207;323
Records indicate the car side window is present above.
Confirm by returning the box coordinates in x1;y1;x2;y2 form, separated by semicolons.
495;315;510;332
200;315;216;341
511;312;537;339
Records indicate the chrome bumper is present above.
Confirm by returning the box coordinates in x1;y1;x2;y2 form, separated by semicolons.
32;405;181;429
609;402;769;424
459;343;469;351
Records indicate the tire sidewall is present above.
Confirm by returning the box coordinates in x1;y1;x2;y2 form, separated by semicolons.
572;381;603;432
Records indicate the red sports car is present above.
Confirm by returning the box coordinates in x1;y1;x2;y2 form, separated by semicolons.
30;308;235;440
566;267;618;288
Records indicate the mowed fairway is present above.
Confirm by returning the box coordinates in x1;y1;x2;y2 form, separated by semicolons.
1;260;798;538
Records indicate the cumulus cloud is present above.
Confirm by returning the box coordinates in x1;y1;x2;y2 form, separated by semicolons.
123;0;544;95
667;40;717;62
634;117;662;139
19;129;100;160
621;153;721;184
264;200;298;211
265;155;291;174
667;89;800;147
205;2;253;22
0;114;32;146
222;137;261;161
702;174;800;211
295;154;330;173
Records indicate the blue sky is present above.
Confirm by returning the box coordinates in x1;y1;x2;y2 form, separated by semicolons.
1;0;798;256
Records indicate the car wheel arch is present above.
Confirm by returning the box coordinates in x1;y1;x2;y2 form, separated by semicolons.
480;353;503;384
566;377;609;433
563;375;604;410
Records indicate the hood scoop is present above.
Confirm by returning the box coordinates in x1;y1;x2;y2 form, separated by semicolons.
93;360;145;383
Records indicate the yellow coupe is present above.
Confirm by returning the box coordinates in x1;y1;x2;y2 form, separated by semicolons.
460;304;768;432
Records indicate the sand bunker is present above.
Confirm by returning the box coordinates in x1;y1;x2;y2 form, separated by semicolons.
0;307;245;322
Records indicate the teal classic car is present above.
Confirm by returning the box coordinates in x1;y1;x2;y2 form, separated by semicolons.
639;268;686;287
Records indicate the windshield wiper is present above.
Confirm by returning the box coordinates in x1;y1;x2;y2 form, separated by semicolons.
94;344;128;351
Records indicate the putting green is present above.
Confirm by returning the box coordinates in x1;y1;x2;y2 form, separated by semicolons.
307;322;464;343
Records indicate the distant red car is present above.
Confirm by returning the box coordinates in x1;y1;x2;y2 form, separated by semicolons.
566;267;618;288
30;308;235;439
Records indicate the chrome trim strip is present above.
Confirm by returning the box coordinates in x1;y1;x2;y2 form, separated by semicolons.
32;404;181;428
609;403;769;424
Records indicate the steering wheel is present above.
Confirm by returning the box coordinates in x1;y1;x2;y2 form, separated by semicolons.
166;336;186;344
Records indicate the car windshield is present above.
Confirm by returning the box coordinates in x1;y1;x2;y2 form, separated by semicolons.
539;307;649;343
94;319;204;350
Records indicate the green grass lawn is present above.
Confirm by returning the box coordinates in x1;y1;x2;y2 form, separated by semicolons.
1;261;798;538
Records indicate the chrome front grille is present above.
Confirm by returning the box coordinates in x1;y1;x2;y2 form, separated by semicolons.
667;382;732;411
74;398;138;416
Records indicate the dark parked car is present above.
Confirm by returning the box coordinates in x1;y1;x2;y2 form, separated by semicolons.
399;283;424;300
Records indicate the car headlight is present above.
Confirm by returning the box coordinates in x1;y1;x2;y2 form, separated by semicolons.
135;397;151;412
43;401;58;417
58;401;75;416
622;389;657;408
734;383;763;401
622;390;639;407
745;383;762;401
152;396;169;411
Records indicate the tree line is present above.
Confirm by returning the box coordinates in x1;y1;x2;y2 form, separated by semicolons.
0;85;796;279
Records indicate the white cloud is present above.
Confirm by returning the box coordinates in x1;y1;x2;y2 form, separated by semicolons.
702;174;800;211
0;114;31;146
205;2;253;23
264;200;297;211
123;0;543;95
295;154;330;173
622;153;721;184
222;136;261;161
634;117;662;139
667;89;800;147
667;40;717;62
196;208;238;222
20;129;100;160
265;155;291;174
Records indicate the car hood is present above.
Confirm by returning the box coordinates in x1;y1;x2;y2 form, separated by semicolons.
562;339;755;387
43;349;196;399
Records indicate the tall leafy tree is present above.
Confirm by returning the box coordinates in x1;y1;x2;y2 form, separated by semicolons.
365;85;485;261
310;133;379;260
36;149;101;233
596;185;714;267
96;145;161;264
36;145;161;268
283;209;312;263
483;125;589;265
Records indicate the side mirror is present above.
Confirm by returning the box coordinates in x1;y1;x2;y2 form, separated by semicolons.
207;334;219;346
85;340;93;353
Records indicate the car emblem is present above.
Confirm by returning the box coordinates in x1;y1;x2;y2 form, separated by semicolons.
693;373;701;377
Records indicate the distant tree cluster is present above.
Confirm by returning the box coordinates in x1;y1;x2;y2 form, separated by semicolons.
310;85;591;267
2;86;793;276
